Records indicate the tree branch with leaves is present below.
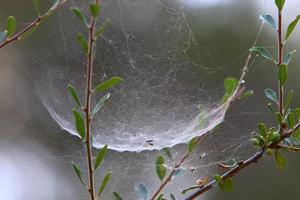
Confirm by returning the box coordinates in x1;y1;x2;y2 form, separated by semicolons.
68;1;123;200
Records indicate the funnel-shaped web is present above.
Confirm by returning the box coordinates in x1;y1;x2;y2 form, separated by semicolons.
25;0;242;152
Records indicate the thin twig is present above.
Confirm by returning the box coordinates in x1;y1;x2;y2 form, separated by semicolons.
84;1;100;200
0;0;67;49
277;9;284;116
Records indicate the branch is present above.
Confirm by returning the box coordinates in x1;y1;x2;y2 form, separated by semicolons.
185;122;300;200
0;0;67;49
84;0;100;200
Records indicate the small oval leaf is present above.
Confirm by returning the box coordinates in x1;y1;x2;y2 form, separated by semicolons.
71;162;87;187
285;15;300;41
250;46;274;61
90;4;101;18
156;155;166;181
275;150;285;171
67;84;81;107
259;14;276;29
98;171;112;197
134;183;148;200
77;33;88;54
94;145;108;170
264;88;278;104
72;109;85;140
283;50;296;65
94;76;123;93
71;7;88;26
6;16;17;37
0;31;7;43
275;0;285;11
278;64;288;86
92;93;110;117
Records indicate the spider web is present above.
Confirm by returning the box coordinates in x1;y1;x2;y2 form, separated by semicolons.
0;0;263;155
19;0;248;152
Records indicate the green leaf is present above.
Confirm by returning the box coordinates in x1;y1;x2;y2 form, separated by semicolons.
275;150;285;171
94;76;123;93
264;88;278;104
214;174;233;192
275;0;285;11
259;14;276;29
0;31;7;43
156;155;166;181
250;46;274;61
283;50;296;65
222;77;238;102
113;192;122;200
6;16;16;37
134;183;148;200
94;145;108;170
170;194;176;200
258;123;267;138
278;64;288;86
77;33;88;54
96;18;112;38
188;137;198;152
224;77;238;94
288;112;295;127
181;185;200;194
92;93;110;117
33;0;41;15
71;162;87;187
285;15;300;41
285;90;293;110
72;109;85;140
67;84;81;107
89;4;101;18
98;171;112;197
70;7;88;26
